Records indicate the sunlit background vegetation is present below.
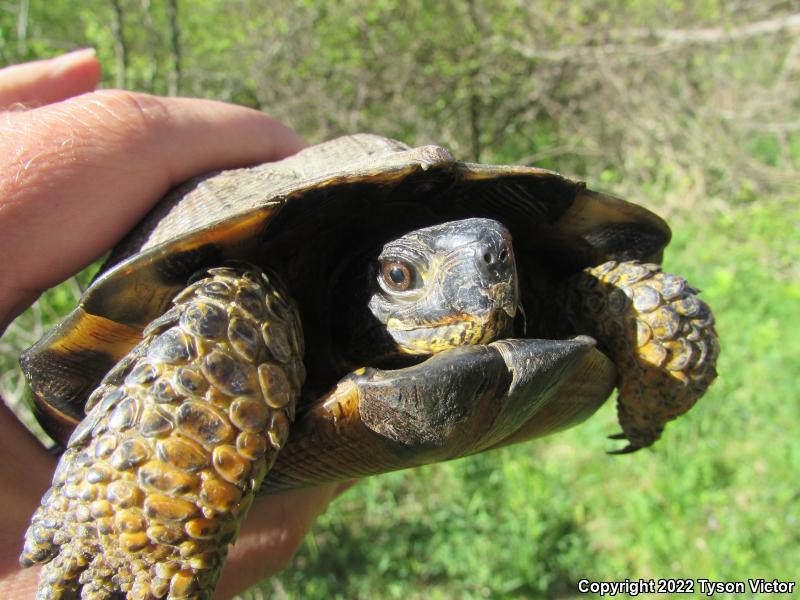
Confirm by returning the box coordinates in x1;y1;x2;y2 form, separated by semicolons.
1;1;798;598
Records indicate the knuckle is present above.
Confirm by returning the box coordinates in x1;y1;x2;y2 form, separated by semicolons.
0;90;175;202
81;89;172;140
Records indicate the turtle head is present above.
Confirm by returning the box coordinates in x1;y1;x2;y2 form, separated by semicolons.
334;218;518;366
369;218;518;355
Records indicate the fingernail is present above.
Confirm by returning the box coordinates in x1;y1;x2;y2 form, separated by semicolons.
53;48;97;66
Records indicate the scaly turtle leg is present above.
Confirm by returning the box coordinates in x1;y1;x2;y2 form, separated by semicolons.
21;265;304;600
563;260;719;451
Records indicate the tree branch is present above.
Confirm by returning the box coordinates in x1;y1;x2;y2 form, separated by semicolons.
514;13;800;63
109;0;128;88
16;0;29;58
166;0;181;96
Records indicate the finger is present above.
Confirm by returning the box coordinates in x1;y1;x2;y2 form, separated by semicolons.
0;401;55;575
0;566;41;599
0;90;306;326
0;49;101;109
216;484;339;599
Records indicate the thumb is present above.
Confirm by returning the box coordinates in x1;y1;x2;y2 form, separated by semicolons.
0;49;101;109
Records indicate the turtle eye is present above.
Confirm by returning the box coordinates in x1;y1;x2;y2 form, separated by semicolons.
381;260;415;292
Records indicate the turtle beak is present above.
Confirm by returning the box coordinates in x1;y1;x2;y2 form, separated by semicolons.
436;220;518;330
491;280;518;319
480;226;519;320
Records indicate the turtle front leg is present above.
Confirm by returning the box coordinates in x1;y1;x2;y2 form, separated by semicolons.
562;261;719;452
20;265;304;600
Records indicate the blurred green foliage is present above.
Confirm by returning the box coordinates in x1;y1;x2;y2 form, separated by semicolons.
1;1;798;598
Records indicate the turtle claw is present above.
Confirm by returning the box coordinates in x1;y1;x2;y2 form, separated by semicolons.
606;431;641;454
607;443;641;455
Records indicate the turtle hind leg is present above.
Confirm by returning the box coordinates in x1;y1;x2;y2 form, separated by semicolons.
21;264;304;600
563;260;719;450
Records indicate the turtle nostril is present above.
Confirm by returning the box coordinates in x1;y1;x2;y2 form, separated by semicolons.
483;252;494;265
499;249;508;263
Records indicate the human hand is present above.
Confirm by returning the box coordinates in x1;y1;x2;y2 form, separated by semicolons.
0;50;351;599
